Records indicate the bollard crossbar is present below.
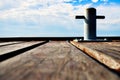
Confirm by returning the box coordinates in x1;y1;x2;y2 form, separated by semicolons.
76;16;105;19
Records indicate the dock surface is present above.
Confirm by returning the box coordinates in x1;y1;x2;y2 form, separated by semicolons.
0;41;120;80
70;41;120;71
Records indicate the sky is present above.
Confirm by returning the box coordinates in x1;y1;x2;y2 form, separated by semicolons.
0;0;120;37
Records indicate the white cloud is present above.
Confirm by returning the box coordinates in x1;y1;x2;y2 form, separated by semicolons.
92;0;99;3
96;5;120;26
0;0;120;36
63;0;73;2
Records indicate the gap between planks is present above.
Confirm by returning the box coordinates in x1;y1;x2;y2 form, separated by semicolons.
0;41;48;62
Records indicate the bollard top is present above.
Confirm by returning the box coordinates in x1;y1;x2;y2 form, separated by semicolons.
86;7;96;14
86;7;96;10
86;8;96;12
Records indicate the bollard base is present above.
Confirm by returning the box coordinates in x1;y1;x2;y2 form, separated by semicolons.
77;39;111;42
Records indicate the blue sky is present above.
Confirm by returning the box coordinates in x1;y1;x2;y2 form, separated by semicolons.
0;0;120;37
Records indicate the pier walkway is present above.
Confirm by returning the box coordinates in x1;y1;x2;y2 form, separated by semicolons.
0;41;120;80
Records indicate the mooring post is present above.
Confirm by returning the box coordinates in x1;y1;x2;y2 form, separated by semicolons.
76;8;105;41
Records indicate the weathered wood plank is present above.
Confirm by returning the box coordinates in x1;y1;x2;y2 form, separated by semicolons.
0;41;48;62
0;41;44;55
0;41;22;47
79;42;120;60
0;41;120;80
70;41;120;71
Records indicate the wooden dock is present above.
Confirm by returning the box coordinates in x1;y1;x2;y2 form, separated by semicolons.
70;41;120;71
0;41;120;80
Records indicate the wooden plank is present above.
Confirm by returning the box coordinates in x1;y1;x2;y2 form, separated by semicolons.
0;41;23;47
0;41;48;62
0;41;119;80
78;42;120;59
70;41;120;71
0;41;44;55
0;41;20;45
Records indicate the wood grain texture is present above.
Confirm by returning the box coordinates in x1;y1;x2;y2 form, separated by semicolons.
70;41;120;71
0;41;22;46
0;41;120;80
0;41;44;55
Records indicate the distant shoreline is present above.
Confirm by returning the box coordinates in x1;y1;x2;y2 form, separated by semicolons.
0;36;120;41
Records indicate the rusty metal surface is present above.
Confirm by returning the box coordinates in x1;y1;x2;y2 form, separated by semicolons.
0;41;119;80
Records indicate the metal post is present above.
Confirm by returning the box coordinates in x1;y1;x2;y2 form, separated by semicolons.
75;8;105;41
84;8;96;40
